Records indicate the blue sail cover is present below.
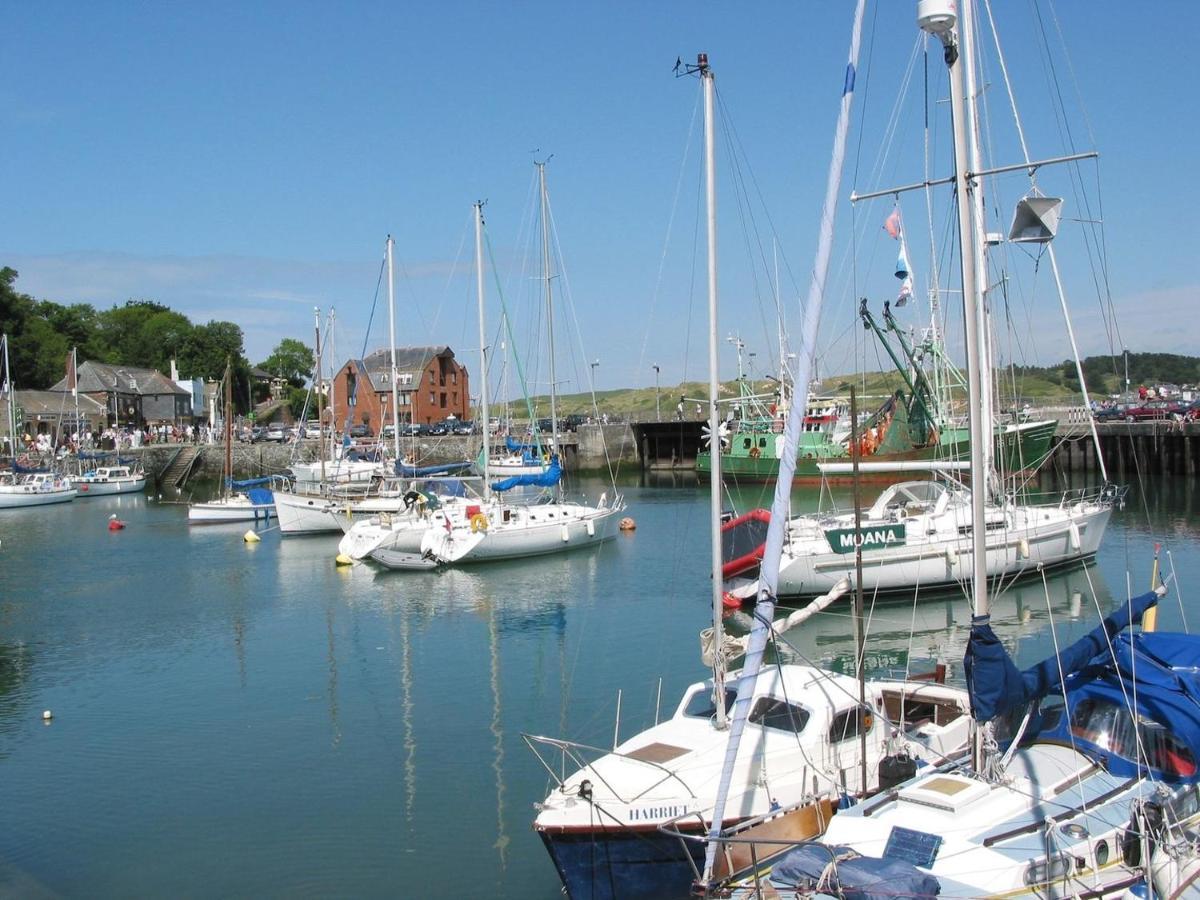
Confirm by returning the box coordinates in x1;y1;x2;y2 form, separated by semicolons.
395;460;473;477
1035;630;1200;782
505;435;542;455
229;477;275;488
491;457;561;491
245;487;274;506
965;589;1158;722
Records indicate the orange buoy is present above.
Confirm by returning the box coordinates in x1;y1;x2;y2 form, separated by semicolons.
618;516;636;532
722;591;741;610
107;514;126;531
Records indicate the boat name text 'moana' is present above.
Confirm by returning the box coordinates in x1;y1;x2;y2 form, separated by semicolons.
824;523;907;554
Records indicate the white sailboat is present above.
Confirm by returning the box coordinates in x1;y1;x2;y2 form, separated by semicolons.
528;40;975;900
0;334;76;508
347;193;623;569
188;359;275;524
707;4;1200;898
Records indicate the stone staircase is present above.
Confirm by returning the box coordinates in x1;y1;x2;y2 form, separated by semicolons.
160;445;203;491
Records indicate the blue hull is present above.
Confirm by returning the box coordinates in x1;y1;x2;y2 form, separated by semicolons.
538;828;703;900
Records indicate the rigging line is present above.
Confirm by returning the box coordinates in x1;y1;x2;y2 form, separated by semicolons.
713;90;776;367
542;185;621;483
486;241;544;459
636;89;700;405
358;255;388;358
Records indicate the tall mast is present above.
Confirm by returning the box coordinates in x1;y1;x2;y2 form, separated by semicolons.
475;201;492;502
223;356;233;496
537;161;561;482
387;236;401;462
2;335;15;455
313;306;325;487
699;53;726;732
922;2;988;618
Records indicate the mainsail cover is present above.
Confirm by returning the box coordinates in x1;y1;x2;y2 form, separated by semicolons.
491;456;561;491
965;588;1159;723
701;0;867;883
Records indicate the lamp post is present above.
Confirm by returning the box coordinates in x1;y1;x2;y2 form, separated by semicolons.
652;364;661;420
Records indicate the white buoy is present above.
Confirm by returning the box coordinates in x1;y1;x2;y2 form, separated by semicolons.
243;530;261;544
42;710;52;721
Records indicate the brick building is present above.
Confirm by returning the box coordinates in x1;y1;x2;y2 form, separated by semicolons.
331;346;470;433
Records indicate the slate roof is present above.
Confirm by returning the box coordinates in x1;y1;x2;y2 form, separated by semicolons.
12;390;107;417
49;361;190;396
355;346;455;392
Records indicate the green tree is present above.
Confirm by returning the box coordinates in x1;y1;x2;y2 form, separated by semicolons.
258;338;313;388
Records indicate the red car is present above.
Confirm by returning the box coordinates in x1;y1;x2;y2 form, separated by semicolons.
1123;400;1186;421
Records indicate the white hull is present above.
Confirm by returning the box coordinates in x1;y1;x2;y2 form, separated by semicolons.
272;491;349;534
422;503;621;563
289;460;382;487
0;486;77;508
743;482;1116;598
188;495;274;523
71;475;147;496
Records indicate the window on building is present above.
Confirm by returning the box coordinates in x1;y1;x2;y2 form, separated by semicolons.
451;372;457;385
440;392;446;408
429;372;434;385
429;391;435;405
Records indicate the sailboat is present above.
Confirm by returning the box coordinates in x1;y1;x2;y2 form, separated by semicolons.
354;190;623;569
0;333;76;509
188;360;276;524
527;42;974;900
702;3;1200;898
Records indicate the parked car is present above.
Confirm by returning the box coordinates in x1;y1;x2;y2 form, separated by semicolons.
452;421;475;435
265;423;287;441
348;424;371;439
401;423;424;436
427;422;448;436
1092;404;1128;421
1122;400;1186;422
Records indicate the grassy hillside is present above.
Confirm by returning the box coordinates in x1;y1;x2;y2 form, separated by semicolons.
509;352;1196;422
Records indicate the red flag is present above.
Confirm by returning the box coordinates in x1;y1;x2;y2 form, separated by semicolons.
883;208;902;240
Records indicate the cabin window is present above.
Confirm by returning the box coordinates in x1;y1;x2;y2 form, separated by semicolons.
758;438;767;448
684;687;737;720
1070;697;1197;776
742;438;752;450
829;706;874;743
749;697;810;734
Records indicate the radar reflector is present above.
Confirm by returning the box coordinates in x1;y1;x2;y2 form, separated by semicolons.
1008;195;1063;243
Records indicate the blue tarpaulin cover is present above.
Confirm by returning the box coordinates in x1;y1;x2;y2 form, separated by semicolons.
964;590;1158;723
245;488;274;506
770;844;941;899
491;457;561;492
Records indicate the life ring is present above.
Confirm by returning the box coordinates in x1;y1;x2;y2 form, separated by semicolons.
749;446;761;459
470;512;490;533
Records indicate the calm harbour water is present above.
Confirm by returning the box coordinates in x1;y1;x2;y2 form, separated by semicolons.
0;471;1196;897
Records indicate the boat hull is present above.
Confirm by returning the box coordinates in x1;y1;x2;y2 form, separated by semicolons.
0;487;77;508
71;476;147;496
773;504;1111;597
697;418;1057;483
422;506;620;564
537;825;704;900
187;499;274;523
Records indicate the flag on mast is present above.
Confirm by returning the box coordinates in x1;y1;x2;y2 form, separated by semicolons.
885;206;914;307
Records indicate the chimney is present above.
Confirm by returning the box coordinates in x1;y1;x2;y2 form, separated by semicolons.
170;358;179;382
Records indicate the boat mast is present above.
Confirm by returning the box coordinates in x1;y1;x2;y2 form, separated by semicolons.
537;161;561;485
921;3;989;620
314;306;326;487
387;236;401;463
2;335;15;456
475;201;492;502
223;356;233;498
699;54;727;731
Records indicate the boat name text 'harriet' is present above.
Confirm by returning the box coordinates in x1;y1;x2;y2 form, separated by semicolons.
629;805;690;822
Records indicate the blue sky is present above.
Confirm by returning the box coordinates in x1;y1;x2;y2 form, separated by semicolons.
2;1;1195;393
